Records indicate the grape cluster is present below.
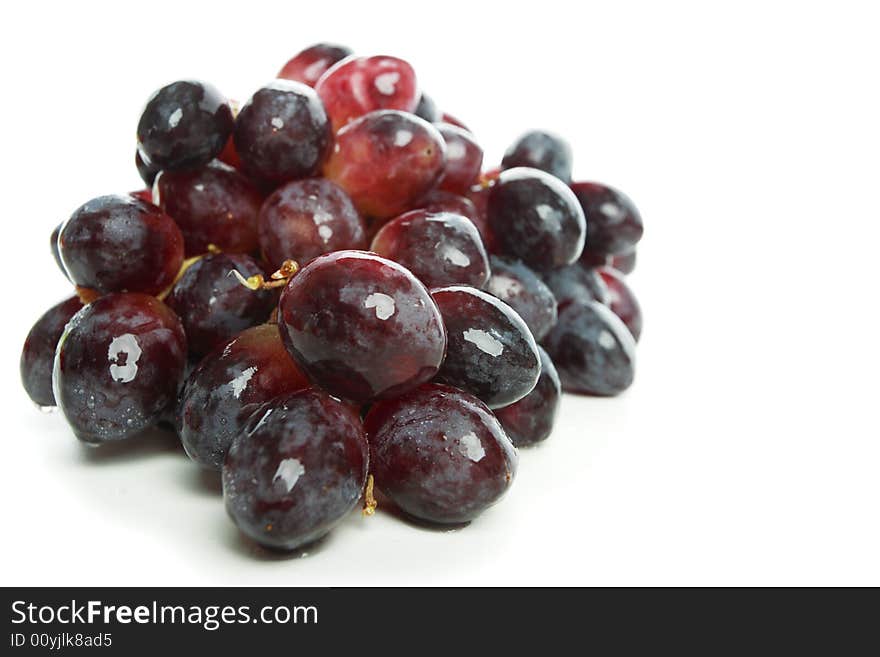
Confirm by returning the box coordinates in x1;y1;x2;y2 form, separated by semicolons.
21;43;644;552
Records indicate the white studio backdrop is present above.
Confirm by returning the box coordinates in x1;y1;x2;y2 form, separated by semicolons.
1;0;878;586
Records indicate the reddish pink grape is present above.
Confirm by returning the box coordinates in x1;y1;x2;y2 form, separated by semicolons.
217;134;242;169
571;182;643;256
371;210;490;288
178;324;310;470
413;189;478;222
154;162;263;256
598;266;643;341
278;250;447;404
130;189;152;203
365;383;517;525
20;296;84;407
441;112;470;132
315;55;418;131
494;347;560;446
436;123;483;195
54;293;187;444
59;195;184;295
258;178;366;269
223;388;368;550
277;43;353;87
323;110;446;220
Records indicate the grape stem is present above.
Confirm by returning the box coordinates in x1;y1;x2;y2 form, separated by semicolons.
362;474;377;516
230;259;299;291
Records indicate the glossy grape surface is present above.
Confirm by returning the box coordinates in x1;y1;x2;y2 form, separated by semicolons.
54;294;187;444
370;210;490;288
432;286;540;409
20;297;83;407
234;80;332;186
258;178;366;269
413;189;479;223
178;324;309;469
155;162;263;256
135;149;160;186
501;130;573;182
315;55;418;131
323;110;446;220
165;253;276;357
224;388;368;550
598;266;643;341
543;261;610;309
486;255;557;341
571;182;643;255
436;123;483;194
278;43;353;87
137;80;234;171
50;224;66;279
541;300;636;396
488;167;586;271
59;195;184;295
414;93;440;122
494;346;560;446
365;383;517;524
278;251;447;403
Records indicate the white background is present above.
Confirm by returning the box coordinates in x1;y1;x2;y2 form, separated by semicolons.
1;0;878;586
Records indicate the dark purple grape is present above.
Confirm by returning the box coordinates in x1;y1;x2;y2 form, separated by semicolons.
277;43;353;87
611;249;637;274
365;383;517;524
234;80;332;186
54;293;187;444
598;266;643;341
278;251;447;404
432;286;540;409
223;388;368;550
258;178;366;269
486;255;557;341
178;324;310;469
154;162;263;257
20;297;84;407
135;149;160;186
541;300;636;396
579;247;611;268
165;254;276;357
543;261;610;309
488;167;586;271
58;195;184;295
414;93;440;122
137;80;234;171
436;123;483;195
50;223;67;279
494;347;560;447
571;182;643;255
501;130;573;182
370;210;490;288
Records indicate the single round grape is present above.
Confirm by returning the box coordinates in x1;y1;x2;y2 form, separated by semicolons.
20;296;83;407
598;266;643;341
488;167;586;271
543;261;610;309
54;293;187;444
165;254;276;357
323;110;446;220
436;123;483;194
59;195;184;295
234;80;332;186
277;43;353;87
50;223;67;279
258;178;366;269
178;324;309;470
154;161;263;256
135;149;160;186
571;182;643;255
278;250;446;404
364;383;517;524
315;55;419;131
486;255;557;341
494;346;560;447
432;285;540;409
224;388;368;550
137;80;234;171
370;210;490;288
611;249;637;274
414;92;440;122
541;300;636;396
501;130;573;182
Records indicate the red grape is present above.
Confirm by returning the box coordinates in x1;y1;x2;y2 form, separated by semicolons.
278;43;353;87
20;296;83;407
